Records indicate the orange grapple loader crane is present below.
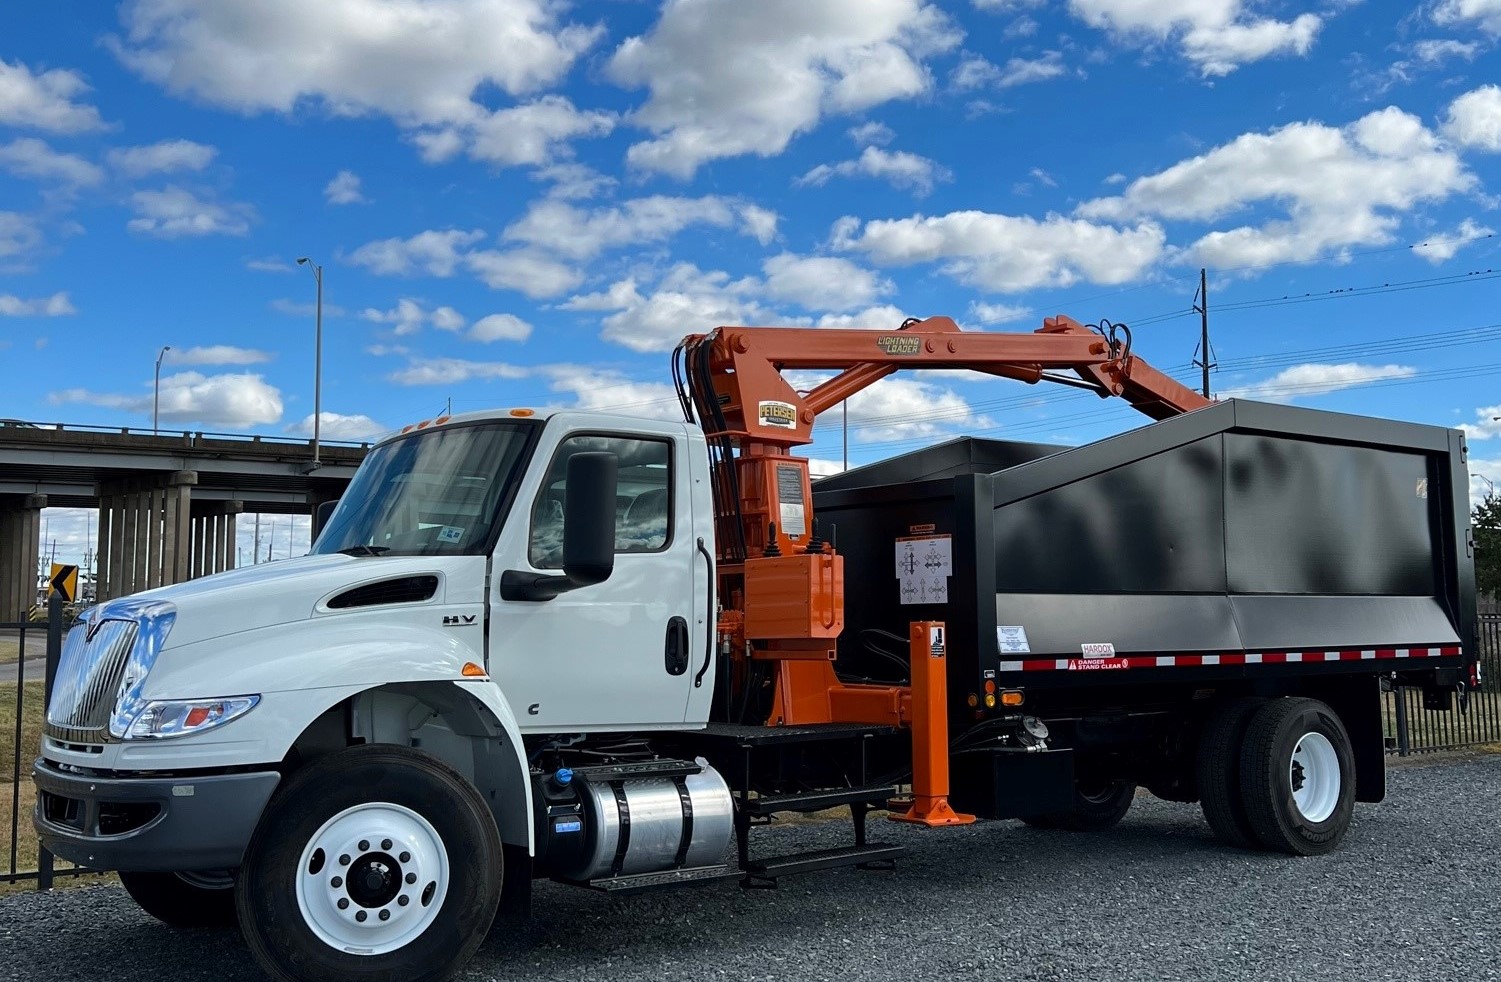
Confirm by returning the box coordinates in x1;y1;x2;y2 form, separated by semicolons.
673;314;1211;824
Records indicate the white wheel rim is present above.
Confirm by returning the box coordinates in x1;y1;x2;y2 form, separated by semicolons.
1289;731;1340;823
294;802;450;956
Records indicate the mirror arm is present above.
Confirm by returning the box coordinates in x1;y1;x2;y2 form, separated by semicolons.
498;569;597;602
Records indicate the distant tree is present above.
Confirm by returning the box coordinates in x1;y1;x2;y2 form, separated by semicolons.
1474;492;1501;599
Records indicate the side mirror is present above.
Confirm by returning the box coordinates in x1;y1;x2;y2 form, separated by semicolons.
500;451;618;602
313;499;340;542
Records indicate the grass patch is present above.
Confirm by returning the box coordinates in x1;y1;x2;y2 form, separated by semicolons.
0;638;21;666
0;680;113;894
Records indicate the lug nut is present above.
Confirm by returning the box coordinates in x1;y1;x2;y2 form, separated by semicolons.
379;909;391;921
331;876;342;888
381;839;392;851
398;895;410;907
355;910;367;922
339;854;351;866
399;852;410;863
358;840;369;851
337;899;349;910
405;872;417;884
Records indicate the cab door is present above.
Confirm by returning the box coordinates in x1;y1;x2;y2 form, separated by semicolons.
488;417;703;731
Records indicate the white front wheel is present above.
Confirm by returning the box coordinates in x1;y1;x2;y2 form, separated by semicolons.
295;802;450;955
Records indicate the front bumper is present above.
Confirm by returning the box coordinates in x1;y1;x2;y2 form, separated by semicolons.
32;759;280;872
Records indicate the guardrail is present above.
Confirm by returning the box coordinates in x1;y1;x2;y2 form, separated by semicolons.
0;418;373;449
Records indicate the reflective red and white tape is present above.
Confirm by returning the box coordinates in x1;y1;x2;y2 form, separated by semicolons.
997;645;1463;673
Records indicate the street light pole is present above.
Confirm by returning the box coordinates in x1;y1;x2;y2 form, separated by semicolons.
153;345;171;434
297;257;323;468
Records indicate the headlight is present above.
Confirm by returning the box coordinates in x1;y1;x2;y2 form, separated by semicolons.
120;696;260;740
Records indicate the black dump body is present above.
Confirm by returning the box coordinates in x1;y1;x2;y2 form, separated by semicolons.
815;399;1475;728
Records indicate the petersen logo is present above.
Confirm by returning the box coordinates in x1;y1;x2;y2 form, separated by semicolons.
757;400;798;429
876;335;921;356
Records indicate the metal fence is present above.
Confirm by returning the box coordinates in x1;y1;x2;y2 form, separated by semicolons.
1;597;88;889
1383;614;1501;755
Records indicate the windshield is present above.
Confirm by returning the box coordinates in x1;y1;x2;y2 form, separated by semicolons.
311;420;536;557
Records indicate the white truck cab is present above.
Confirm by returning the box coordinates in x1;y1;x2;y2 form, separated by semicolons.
35;409;731;982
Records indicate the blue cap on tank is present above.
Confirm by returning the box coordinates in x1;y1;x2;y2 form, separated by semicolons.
554;767;574;786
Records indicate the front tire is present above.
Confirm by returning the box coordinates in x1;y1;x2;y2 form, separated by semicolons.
1238;697;1356;856
236;745;503;982
1023;779;1135;832
120;870;238;929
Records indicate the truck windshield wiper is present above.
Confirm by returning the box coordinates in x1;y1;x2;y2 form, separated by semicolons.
337;545;391;557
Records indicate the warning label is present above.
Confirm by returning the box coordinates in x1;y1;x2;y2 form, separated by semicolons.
1067;658;1130;671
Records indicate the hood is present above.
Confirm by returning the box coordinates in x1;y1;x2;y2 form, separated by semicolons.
131;552;487;649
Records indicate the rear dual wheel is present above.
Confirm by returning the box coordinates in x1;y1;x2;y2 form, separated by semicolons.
1198;697;1355;856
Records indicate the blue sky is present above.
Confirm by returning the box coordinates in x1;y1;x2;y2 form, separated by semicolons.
4;0;1501;563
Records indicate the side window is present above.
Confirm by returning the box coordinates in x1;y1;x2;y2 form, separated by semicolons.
529;435;672;568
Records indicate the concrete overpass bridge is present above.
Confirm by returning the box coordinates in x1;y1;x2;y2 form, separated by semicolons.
0;420;371;618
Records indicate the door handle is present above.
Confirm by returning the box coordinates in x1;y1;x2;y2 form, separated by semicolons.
665;616;690;676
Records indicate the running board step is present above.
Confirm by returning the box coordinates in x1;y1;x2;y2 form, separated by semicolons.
569;864;743;895
743;843;906;881
743;785;899;816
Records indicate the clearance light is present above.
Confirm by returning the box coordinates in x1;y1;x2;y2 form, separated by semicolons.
462;662;488;677
1001;689;1025;707
509;408;536;418
983;679;996;694
966;693;979;708
983;693;997;709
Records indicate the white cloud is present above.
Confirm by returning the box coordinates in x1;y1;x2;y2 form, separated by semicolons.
540;365;682;419
51;372;284;427
246;256;292;272
607;0;960;176
0;137;104;186
789;369;988;441
286;412;388;440
562;263;774;353
1412;219;1494;263
797;146;951;195
968;301;1032;325
1412;39;1480;64
1080;107;1474;267
465;249;583;298
533;162;615;200
324;169;367;205
270;297;348;318
127;186;253;238
165;345;272;366
107;139;216;176
1434;0;1501;34
740;204;780;245
347;229;485;276
469;313;533;342
502;195;773;259
1443;85;1501;152
762;253;890;311
0;292;75;317
362;298;442;336
834;210;1165;292
387;357;527;386
0;59;106;133
1220;363;1416;402
849;121;895;146
0;212;42;259
953;51;1067;89
111;0;603;167
416;95;614;166
1461;405;1501;442
1067;0;1321;76
813;304;910;328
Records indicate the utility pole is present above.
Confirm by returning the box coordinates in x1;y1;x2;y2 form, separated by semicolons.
154;345;171;434
842;401;848;471
296;257;323;468
253;513;261;566
1192;267;1215;399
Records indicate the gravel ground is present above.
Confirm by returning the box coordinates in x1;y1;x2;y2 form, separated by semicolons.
4;752;1500;982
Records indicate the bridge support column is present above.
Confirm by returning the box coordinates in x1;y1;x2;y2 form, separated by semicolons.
0;493;45;620
190;500;243;577
96;471;198;601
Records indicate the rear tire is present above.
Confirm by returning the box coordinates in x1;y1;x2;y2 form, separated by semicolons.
1196;698;1264;849
1238;697;1355;856
235;744;503;982
120;870;238;929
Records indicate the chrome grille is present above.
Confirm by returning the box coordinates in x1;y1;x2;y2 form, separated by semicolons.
46;619;139;744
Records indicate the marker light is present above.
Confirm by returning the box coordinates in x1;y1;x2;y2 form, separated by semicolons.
509;408;536;417
1000;690;1025;707
983;693;997;709
124;696;260;740
462;662;487;677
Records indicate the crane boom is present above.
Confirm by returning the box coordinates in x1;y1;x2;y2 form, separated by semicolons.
671;314;1211;729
